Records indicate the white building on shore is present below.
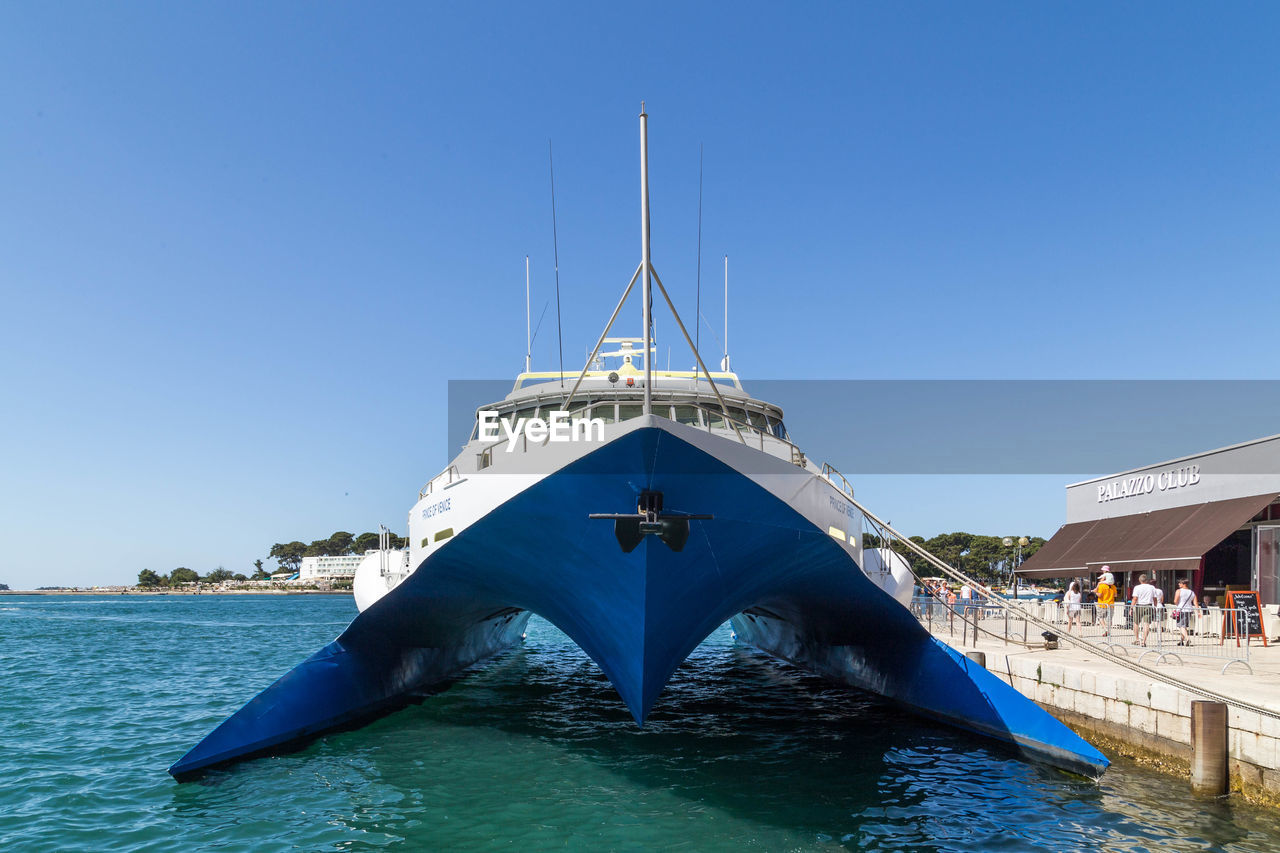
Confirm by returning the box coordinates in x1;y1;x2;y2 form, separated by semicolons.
298;553;367;582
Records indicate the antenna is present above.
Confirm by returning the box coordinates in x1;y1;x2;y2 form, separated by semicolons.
722;255;729;371
524;255;531;373
695;143;703;356
639;101;653;415
549;140;564;386
530;299;549;350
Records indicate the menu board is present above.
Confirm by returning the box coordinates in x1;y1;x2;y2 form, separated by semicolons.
1224;590;1269;646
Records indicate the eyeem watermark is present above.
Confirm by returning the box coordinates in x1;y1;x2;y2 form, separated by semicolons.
477;410;605;451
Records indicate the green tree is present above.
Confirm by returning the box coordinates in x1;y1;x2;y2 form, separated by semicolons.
251;559;268;580
233;573;248;582
269;541;307;572
965;536;1006;583
924;532;973;574
137;569;162;587
205;568;235;584
326;531;355;556
353;531;408;552
170;567;199;585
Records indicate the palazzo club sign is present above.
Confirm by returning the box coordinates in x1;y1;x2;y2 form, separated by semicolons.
1097;464;1201;503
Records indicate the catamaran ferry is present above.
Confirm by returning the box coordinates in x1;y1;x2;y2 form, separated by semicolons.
170;107;1107;781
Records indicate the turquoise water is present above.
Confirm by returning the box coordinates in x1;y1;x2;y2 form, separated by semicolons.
3;596;1279;851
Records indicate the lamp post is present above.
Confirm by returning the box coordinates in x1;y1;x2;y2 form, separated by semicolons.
1004;536;1029;596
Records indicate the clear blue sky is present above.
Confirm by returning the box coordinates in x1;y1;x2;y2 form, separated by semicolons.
3;3;1278;588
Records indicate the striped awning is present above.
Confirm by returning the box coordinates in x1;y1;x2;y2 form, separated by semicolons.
1015;493;1277;580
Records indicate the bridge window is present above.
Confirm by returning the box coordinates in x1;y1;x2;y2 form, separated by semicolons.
673;405;701;426
497;406;539;434
618;404;644;422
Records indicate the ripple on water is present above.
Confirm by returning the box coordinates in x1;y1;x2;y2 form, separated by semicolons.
2;596;1280;852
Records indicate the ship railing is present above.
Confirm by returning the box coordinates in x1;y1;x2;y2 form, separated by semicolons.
418;464;462;500
471;400;810;471
820;463;853;497
474;428;541;468
682;400;808;465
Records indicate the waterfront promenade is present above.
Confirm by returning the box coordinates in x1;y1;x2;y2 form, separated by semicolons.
927;616;1280;805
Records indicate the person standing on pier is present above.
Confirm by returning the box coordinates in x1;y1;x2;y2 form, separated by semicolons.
1064;581;1083;633
1095;569;1116;639
1131;574;1158;646
1172;578;1198;646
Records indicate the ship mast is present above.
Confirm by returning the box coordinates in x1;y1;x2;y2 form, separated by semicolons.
525;255;532;373
722;255;729;372
561;105;744;445
639;101;653;415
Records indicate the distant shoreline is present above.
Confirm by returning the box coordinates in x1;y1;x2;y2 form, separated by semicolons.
0;589;352;596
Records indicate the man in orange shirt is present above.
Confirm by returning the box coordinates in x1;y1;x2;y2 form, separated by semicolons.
1095;567;1117;639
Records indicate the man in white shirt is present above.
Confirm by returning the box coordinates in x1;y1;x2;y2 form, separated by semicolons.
1131;574;1159;646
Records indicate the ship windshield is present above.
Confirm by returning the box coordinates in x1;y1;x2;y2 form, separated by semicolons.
673;405;701;426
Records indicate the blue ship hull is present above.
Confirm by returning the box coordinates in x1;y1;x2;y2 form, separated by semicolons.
170;426;1107;780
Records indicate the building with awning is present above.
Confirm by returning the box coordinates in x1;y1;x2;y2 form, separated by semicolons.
1017;433;1280;606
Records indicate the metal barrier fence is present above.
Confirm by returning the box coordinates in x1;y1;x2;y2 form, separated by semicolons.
1035;602;1255;673
910;594;1034;649
910;595;1256;674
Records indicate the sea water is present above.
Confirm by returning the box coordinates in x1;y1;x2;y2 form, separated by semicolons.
2;595;1278;851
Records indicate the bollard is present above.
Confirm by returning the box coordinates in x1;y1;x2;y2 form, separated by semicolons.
965;651;986;668
1190;700;1229;797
